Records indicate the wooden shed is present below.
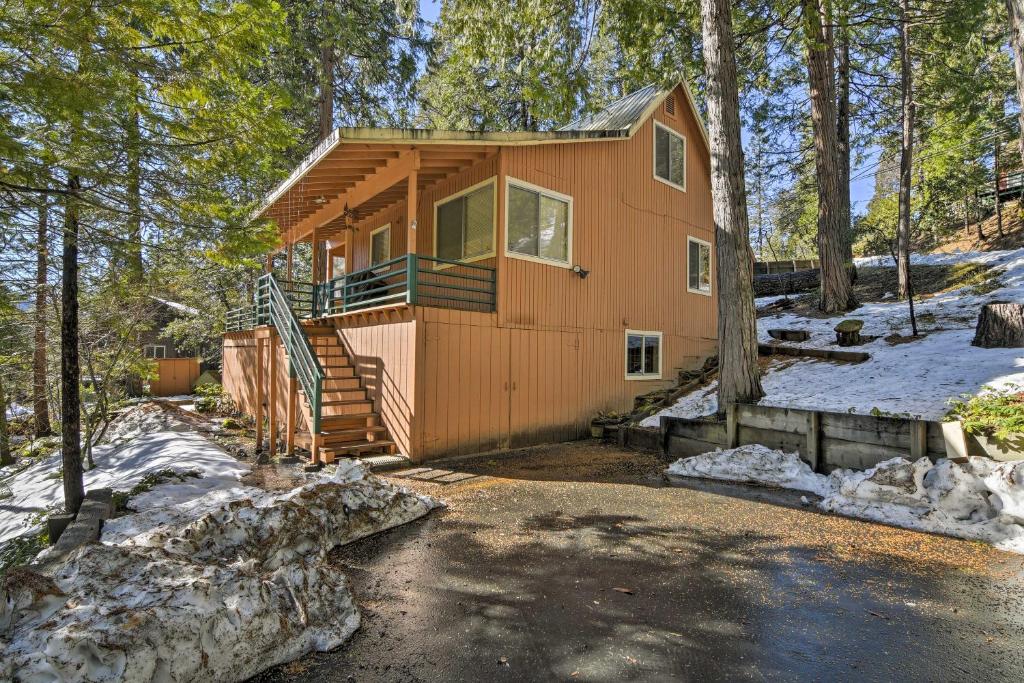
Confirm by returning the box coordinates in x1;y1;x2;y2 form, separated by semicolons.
223;80;718;464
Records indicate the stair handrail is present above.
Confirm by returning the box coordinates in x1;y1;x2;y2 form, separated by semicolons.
257;273;324;434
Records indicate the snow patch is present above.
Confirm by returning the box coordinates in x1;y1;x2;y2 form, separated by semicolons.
0;405;248;544
667;445;833;496
1;463;442;682
667;447;1024;554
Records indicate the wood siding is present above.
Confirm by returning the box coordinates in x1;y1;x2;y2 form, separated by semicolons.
226;85;718;461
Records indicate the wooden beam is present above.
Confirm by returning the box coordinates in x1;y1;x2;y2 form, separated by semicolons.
286;376;297;455
286;242;293;280
255;339;265;451
268;332;278;457
407;169;418;254
288;150;421;243
311;223;320;285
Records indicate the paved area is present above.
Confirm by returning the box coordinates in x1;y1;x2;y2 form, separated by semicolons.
253;442;1024;682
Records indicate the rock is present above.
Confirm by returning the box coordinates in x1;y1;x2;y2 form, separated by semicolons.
972;302;1024;348
767;329;810;342
834;319;864;347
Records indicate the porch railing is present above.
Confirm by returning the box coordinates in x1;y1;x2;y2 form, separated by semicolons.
257;273;324;433
224;254;496;332
315;254;496;316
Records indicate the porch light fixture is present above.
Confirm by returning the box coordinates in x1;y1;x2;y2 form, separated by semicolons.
572;264;589;279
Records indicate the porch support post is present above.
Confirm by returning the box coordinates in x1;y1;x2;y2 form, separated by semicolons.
268;331;278;457
255;338;265;451
286;242;293;281
286;374;297;455
311;225;321;284
406;169;418;255
265;253;273;274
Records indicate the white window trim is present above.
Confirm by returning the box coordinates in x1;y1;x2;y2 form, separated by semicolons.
687;236;713;297
624;330;663;380
370;223;391;266
653;120;687;193
144;344;166;360
432;176;498;270
503;176;573;269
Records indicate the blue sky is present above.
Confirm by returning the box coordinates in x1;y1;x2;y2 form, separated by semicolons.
415;0;876;212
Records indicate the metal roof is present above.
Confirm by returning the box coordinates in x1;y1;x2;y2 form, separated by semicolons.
558;84;662;132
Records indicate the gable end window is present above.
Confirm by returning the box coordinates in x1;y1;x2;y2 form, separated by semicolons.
144;344;166;360
370;224;391;266
505;178;572;266
625;331;662;380
434;178;495;265
687;237;712;296
654;121;686;191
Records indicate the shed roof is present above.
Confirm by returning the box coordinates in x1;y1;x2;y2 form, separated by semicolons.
558;84;662;132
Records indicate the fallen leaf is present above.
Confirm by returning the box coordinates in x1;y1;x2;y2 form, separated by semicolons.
498;656;509;666
613;587;634;595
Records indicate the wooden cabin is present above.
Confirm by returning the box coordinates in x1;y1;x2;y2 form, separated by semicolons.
222;81;718;464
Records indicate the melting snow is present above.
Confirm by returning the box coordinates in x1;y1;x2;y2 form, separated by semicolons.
644;247;1024;424
667;446;1024;554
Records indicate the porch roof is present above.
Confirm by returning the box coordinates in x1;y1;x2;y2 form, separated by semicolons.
257;80;708;244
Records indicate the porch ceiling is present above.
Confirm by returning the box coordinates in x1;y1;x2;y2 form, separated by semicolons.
260;141;497;243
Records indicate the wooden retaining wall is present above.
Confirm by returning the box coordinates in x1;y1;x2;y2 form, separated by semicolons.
661;403;951;472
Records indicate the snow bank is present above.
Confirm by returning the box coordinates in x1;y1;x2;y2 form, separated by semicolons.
667;445;833;496
666;447;1024;554
1;462;441;682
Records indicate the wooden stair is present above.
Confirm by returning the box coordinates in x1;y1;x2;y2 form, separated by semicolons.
294;325;398;464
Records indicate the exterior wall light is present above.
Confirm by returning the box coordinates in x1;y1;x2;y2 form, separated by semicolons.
572;264;590;279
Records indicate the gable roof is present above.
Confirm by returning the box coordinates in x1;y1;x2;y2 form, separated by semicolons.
558;84;662;132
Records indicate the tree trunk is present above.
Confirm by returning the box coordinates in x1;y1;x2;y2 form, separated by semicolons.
897;0;915;306
1007;0;1024;171
801;0;857;313
125;109;144;281
995;138;1005;238
62;174;84;515
0;374;11;467
318;17;334;143
699;0;765;408
973;303;1024;348
33;199;52;437
836;2;855;271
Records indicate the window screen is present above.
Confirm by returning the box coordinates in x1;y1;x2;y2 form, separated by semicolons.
626;333;661;378
655;124;686;188
688;239;711;294
371;226;390;266
435;183;494;262
506;183;569;263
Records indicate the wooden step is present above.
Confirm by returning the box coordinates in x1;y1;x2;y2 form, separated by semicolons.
320;425;389;445
302;326;336;336
322;389;368;403
323;365;356;378
321;400;374;417
314;346;345;357
319;413;379;429
321;441;397;462
320;356;352;367
323;377;361;390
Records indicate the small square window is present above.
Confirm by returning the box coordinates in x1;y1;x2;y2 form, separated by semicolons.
687;237;712;295
626;331;662;379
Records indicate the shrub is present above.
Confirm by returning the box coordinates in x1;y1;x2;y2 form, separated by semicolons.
947;384;1024;438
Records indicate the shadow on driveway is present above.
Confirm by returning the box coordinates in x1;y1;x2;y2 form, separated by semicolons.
252;442;1024;682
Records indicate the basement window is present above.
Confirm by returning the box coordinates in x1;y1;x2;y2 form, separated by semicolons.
434;178;496;265
505;177;572;266
144;344;166;360
687;237;712;296
370;224;391;266
654;121;686;191
625;331;661;380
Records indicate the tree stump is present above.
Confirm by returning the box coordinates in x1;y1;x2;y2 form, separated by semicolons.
834;319;864;347
973;303;1024;348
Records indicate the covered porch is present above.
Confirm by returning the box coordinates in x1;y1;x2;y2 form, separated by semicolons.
227;131;501;330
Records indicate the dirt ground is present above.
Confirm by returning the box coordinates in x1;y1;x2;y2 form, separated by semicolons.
251;442;1024;682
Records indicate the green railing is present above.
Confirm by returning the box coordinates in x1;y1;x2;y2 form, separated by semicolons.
315;254;496;316
258;274;324;433
224;255;496;329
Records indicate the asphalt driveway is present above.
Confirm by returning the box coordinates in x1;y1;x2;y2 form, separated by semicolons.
253;442;1024;682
